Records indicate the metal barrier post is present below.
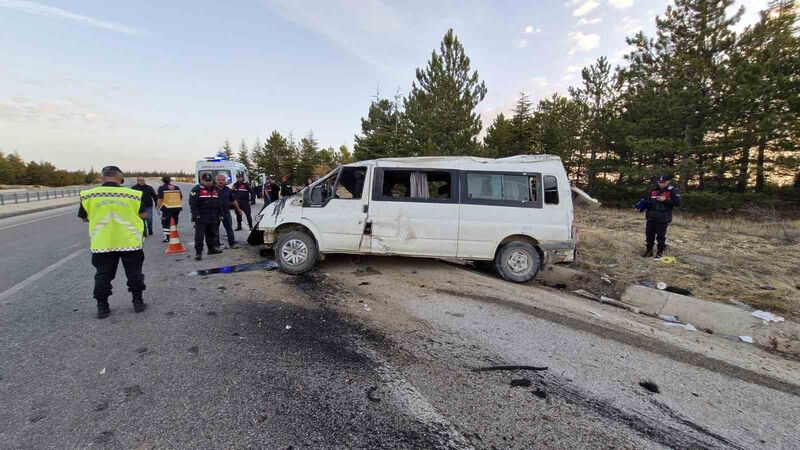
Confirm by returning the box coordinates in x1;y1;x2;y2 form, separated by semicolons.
15;193;19;204
37;192;41;201
26;192;30;202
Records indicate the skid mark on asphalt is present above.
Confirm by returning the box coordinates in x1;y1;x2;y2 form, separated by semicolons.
434;288;800;398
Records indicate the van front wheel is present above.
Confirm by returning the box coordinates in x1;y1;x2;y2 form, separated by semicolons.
495;242;540;283
275;231;317;274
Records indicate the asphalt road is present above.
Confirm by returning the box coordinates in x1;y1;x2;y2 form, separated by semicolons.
1;183;798;449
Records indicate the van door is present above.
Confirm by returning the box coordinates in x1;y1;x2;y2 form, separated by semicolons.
302;166;369;252
457;171;542;259
368;168;459;257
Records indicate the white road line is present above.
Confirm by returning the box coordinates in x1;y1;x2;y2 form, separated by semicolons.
0;249;85;303
0;208;76;232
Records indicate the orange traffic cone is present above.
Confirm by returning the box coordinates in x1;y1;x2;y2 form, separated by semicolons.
165;217;187;254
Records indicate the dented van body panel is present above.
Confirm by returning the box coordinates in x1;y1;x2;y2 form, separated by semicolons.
251;155;584;268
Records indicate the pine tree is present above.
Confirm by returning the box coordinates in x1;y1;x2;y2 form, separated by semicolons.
508;93;534;157
250;138;264;173
726;0;800;191
404;29;487;156
218;140;234;159
354;97;408;160
297;131;319;184
483;113;514;158
530;95;586;181
237;139;253;173
569;57;620;190
262;131;287;178
337;144;353;165
622;0;742;190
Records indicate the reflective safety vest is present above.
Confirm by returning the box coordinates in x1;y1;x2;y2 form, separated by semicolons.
80;186;144;253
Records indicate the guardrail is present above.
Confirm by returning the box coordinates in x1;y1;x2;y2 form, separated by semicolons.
0;187;87;205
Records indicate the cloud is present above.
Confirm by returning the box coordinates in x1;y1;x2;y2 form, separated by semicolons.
577;17;603;26
0;0;151;35
573;0;599;16
568;31;600;54
615;16;642;35
512;38;529;49
0;96;114;127
608;0;634;9
262;0;401;70
530;77;548;89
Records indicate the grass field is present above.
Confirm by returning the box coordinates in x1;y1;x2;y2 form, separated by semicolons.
572;207;800;321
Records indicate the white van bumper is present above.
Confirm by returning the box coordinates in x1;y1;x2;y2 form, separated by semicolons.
540;241;577;265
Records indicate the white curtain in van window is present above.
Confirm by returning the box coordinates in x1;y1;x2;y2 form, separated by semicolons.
410;172;429;198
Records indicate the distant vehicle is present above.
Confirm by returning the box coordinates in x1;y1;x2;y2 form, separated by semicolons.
250;155;590;283
195;156;249;187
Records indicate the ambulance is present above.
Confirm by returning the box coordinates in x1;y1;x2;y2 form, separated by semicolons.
195;156;250;187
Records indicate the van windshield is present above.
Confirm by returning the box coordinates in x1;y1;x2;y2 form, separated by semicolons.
199;170;231;184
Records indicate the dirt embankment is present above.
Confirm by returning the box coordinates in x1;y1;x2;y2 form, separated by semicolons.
572;208;800;320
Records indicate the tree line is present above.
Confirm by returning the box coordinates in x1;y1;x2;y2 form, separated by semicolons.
214;133;353;185
354;0;800;203
0;151;98;187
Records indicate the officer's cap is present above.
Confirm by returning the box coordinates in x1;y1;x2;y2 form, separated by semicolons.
657;174;672;182
201;173;213;181
101;165;123;176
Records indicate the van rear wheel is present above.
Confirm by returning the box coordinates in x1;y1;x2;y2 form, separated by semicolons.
275;231;317;275
495;241;540;283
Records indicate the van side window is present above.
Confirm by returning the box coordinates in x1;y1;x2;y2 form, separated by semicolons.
466;173;538;204
335;167;366;199
380;170;452;200
544;175;558;204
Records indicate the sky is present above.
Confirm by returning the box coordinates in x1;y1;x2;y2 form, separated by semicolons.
0;0;769;172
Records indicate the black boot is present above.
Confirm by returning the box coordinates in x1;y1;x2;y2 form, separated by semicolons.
655;247;665;259
208;248;223;255
97;300;110;319
195;253;202;260
132;293;146;313
641;247;653;258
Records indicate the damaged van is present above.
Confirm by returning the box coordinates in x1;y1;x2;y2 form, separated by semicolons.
249;155;588;283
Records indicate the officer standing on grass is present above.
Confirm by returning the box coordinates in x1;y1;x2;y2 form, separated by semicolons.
189;173;224;260
215;173;241;249
156;176;183;243
79;166;148;319
231;172;256;230
637;174;681;259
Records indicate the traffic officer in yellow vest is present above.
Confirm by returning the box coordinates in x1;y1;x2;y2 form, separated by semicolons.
79;166;148;319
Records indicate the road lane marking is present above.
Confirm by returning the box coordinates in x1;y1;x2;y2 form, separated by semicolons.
0;249;85;303
0;209;76;232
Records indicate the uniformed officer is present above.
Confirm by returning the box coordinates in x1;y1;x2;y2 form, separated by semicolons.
79;166;148;319
637;174;682;259
189;173;224;260
215;173;242;249
231;172;256;230
156;176;183;243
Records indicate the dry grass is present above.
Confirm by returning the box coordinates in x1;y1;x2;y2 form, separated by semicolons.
572;208;800;320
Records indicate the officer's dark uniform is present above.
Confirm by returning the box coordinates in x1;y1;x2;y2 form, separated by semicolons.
189;174;223;259
232;179;256;230
217;183;237;247
640;176;681;258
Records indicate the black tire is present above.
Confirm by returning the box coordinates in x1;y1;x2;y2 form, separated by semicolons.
275;231;317;275
495;241;541;283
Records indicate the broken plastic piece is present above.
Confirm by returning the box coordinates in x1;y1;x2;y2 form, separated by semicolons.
285;325;292;330
751;310;785;323
739;336;753;343
656;282;667;290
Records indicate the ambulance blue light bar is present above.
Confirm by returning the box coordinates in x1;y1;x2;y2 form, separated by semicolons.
205;155;228;162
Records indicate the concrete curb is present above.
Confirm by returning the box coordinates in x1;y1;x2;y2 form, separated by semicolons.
0;202;77;220
622;285;800;357
538;265;800;359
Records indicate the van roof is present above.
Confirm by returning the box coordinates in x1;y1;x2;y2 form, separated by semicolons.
346;154;565;170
